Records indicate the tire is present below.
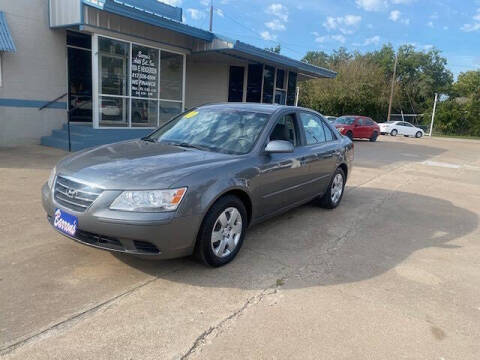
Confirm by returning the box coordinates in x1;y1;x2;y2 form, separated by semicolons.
369;131;378;142
415;131;423;138
346;131;353;140
195;195;247;267
319;168;346;209
390;129;398;136
404;135;409;137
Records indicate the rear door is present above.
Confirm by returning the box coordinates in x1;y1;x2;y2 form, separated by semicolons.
355;118;369;138
396;122;407;135
298;112;338;197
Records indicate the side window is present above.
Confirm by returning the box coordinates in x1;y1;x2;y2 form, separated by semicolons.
270;113;299;146
366;119;375;126
299;112;326;145
404;122;413;127
322;121;335;141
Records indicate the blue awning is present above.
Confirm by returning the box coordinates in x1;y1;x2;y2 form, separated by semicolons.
0;11;16;53
196;39;336;79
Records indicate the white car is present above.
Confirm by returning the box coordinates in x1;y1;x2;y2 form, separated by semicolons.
379;121;425;138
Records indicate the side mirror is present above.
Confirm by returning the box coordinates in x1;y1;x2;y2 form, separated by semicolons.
265;140;294;154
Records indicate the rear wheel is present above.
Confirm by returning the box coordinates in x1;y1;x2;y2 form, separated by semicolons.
346;131;353;140
416;131;423;138
319;168;345;209
390;129;398;136
369;131;378;142
195;195;247;267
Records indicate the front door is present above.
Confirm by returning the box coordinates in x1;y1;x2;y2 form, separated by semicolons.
254;112;311;218
67;31;92;123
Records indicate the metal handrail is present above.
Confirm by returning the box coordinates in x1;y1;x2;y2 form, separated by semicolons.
38;93;68;111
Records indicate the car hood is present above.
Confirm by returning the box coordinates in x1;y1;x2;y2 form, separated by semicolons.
56;140;237;190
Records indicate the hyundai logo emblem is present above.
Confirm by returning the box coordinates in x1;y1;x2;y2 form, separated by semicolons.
66;189;77;199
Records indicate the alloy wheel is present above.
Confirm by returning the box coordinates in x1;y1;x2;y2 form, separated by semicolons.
211;207;243;258
331;173;344;204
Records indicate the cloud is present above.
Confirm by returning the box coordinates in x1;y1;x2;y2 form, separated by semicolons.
315;34;346;44
427;21;434;28
354;35;380;46
215;8;224;17
260;31;278;41
355;0;387;12
186;8;206;20
461;8;480;32
265;19;286;31
158;0;182;6
265;3;289;22
323;15;362;34
389;10;410;24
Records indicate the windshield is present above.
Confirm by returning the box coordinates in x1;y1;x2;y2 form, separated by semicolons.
145;108;270;155
334;116;356;125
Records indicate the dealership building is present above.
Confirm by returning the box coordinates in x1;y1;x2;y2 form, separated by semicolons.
0;0;335;150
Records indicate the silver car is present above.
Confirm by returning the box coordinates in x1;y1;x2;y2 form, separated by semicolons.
42;104;354;267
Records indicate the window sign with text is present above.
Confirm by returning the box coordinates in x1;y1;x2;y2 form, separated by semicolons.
131;45;159;99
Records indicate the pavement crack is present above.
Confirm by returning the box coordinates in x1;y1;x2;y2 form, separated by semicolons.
0;268;181;357
179;287;278;360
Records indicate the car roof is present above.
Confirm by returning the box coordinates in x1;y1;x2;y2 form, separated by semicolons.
197;103;307;115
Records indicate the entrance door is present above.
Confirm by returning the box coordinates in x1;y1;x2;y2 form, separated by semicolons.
67;31;92;123
228;66;244;102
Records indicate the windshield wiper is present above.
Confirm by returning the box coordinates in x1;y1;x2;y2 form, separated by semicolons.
141;137;156;143
164;141;210;151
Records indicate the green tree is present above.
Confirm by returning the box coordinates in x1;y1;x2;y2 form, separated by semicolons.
265;44;281;54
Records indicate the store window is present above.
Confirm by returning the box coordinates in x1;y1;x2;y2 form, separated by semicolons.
96;36;184;128
286;71;297;106
262;65;275;104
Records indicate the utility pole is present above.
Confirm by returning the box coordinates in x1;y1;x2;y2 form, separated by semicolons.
209;0;213;32
429;93;438;137
387;53;398;122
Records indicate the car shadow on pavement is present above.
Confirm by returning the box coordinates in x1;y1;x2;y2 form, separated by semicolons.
114;187;478;289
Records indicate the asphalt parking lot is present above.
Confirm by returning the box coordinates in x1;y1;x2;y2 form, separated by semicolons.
1;135;480;359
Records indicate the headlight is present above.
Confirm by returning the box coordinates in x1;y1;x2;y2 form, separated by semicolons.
47;166;56;188
338;127;345;132
110;188;187;212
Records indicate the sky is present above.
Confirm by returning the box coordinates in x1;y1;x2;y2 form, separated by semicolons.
159;0;480;77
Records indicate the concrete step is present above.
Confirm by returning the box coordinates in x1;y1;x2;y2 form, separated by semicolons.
42;124;153;151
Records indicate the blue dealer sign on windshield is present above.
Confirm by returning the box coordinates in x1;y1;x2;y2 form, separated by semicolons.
54;209;78;237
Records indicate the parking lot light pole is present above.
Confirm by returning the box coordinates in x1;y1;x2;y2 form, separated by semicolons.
429;93;438;137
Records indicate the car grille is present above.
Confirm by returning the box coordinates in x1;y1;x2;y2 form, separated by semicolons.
54;176;103;212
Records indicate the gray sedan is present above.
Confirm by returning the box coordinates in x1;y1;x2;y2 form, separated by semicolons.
42;103;353;267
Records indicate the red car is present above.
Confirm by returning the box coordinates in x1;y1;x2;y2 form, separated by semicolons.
333;116;380;142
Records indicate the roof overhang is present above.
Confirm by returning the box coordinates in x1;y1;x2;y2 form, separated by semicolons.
84;0;214;41
195;39;336;79
0;11;16;53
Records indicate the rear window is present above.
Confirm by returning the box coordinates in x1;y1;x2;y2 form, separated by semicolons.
334;116;356;125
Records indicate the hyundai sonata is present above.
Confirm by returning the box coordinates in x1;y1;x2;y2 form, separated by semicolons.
42;104;353;267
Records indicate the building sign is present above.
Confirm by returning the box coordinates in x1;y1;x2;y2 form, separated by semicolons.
83;0;106;10
131;45;159;99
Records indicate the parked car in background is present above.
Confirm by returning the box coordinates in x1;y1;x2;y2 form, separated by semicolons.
379;121;425;138
42;104;354;267
325;116;337;123
333;116;380;142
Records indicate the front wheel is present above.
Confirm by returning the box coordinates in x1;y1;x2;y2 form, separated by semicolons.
390;129;398;136
319;168;346;209
195;195;247;267
346;131;353;140
369;131;378;142
416;131;423;138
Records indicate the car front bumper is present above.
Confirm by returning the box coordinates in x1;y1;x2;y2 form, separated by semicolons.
42;182;202;259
